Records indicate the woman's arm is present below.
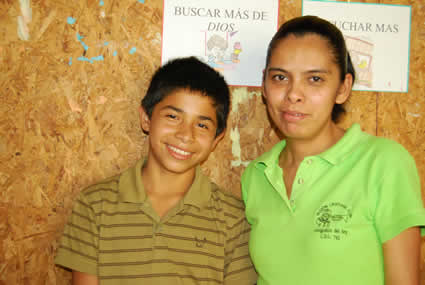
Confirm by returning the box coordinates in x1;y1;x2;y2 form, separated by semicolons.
382;226;421;285
72;271;99;285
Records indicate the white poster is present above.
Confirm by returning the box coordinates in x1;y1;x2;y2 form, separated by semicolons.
302;0;411;93
162;0;279;87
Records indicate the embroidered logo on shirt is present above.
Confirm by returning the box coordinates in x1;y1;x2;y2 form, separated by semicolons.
314;202;352;241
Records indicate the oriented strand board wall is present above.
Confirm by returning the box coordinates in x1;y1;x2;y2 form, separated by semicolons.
0;0;424;284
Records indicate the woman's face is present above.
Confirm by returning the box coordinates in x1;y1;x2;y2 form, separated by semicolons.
262;33;352;141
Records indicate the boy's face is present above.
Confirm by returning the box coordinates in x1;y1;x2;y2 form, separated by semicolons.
140;89;224;177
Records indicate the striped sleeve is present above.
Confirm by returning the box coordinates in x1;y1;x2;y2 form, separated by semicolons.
55;190;99;275
224;215;257;284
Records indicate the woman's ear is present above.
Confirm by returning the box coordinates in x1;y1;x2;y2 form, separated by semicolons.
139;106;150;134
335;73;353;104
262;69;268;100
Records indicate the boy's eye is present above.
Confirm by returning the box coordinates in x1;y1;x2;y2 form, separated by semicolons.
310;76;322;83
197;123;209;130
166;114;177;119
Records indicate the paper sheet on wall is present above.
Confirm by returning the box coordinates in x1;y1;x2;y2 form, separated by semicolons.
162;0;279;87
303;0;411;93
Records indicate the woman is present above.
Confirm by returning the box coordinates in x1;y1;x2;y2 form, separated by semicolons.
241;16;425;285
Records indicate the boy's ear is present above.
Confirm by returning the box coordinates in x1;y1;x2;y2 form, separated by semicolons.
139;106;150;133
335;73;353;104
211;130;226;152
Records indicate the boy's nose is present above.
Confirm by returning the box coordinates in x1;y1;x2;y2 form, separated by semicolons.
175;123;194;143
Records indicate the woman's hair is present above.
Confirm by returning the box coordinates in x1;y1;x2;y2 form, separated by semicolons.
265;16;356;122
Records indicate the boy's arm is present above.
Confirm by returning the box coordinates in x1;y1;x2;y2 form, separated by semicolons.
224;217;257;285
55;191;99;276
72;271;99;285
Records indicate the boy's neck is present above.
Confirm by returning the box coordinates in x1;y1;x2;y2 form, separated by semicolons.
141;160;196;218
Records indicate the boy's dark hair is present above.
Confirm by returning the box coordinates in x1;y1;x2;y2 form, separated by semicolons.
141;56;230;136
264;16;356;123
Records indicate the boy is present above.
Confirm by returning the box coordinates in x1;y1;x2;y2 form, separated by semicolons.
55;57;257;285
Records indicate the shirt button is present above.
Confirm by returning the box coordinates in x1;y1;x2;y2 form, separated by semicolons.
298;178;304;184
307;159;313;165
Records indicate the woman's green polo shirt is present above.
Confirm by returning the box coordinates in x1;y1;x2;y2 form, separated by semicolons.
241;123;425;285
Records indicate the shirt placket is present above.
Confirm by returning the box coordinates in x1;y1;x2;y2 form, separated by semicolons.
290;157;315;211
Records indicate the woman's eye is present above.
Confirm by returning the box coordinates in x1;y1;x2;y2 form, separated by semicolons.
272;74;287;81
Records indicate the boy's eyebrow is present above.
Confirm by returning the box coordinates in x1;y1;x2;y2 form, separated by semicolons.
162;105;216;123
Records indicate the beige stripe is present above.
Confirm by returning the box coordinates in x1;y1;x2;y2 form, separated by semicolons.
59;245;97;261
164;222;226;235
99;259;223;272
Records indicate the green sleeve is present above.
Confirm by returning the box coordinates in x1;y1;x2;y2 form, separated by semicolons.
55;191;99;275
373;142;425;242
224;217;257;284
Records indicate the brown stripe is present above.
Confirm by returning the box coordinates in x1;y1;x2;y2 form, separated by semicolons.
62;233;97;249
227;225;250;243
59;245;97;261
96;210;144;217
99;248;152;254
225;242;249;256
212;188;244;204
99;234;153;241
211;196;245;211
72;210;95;224
68;222;98;237
228;254;252;264
205;206;224;213
226;265;255;277
177;211;226;224
99;273;221;283
85;187;118;196
156;233;224;247
76;199;92;210
99;222;152;229
90;199;119;206
227;217;245;231
224;212;239;219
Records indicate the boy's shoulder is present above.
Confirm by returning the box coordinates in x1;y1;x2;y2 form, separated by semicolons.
208;181;246;219
78;173;121;203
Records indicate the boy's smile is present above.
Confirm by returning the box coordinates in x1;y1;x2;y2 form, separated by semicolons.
140;89;224;177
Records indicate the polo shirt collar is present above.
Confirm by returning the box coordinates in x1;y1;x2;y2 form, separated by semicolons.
254;139;286;169
318;123;367;165
254;123;367;167
118;158;211;209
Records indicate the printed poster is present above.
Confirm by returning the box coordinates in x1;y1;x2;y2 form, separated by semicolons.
303;0;411;93
162;0;279;87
